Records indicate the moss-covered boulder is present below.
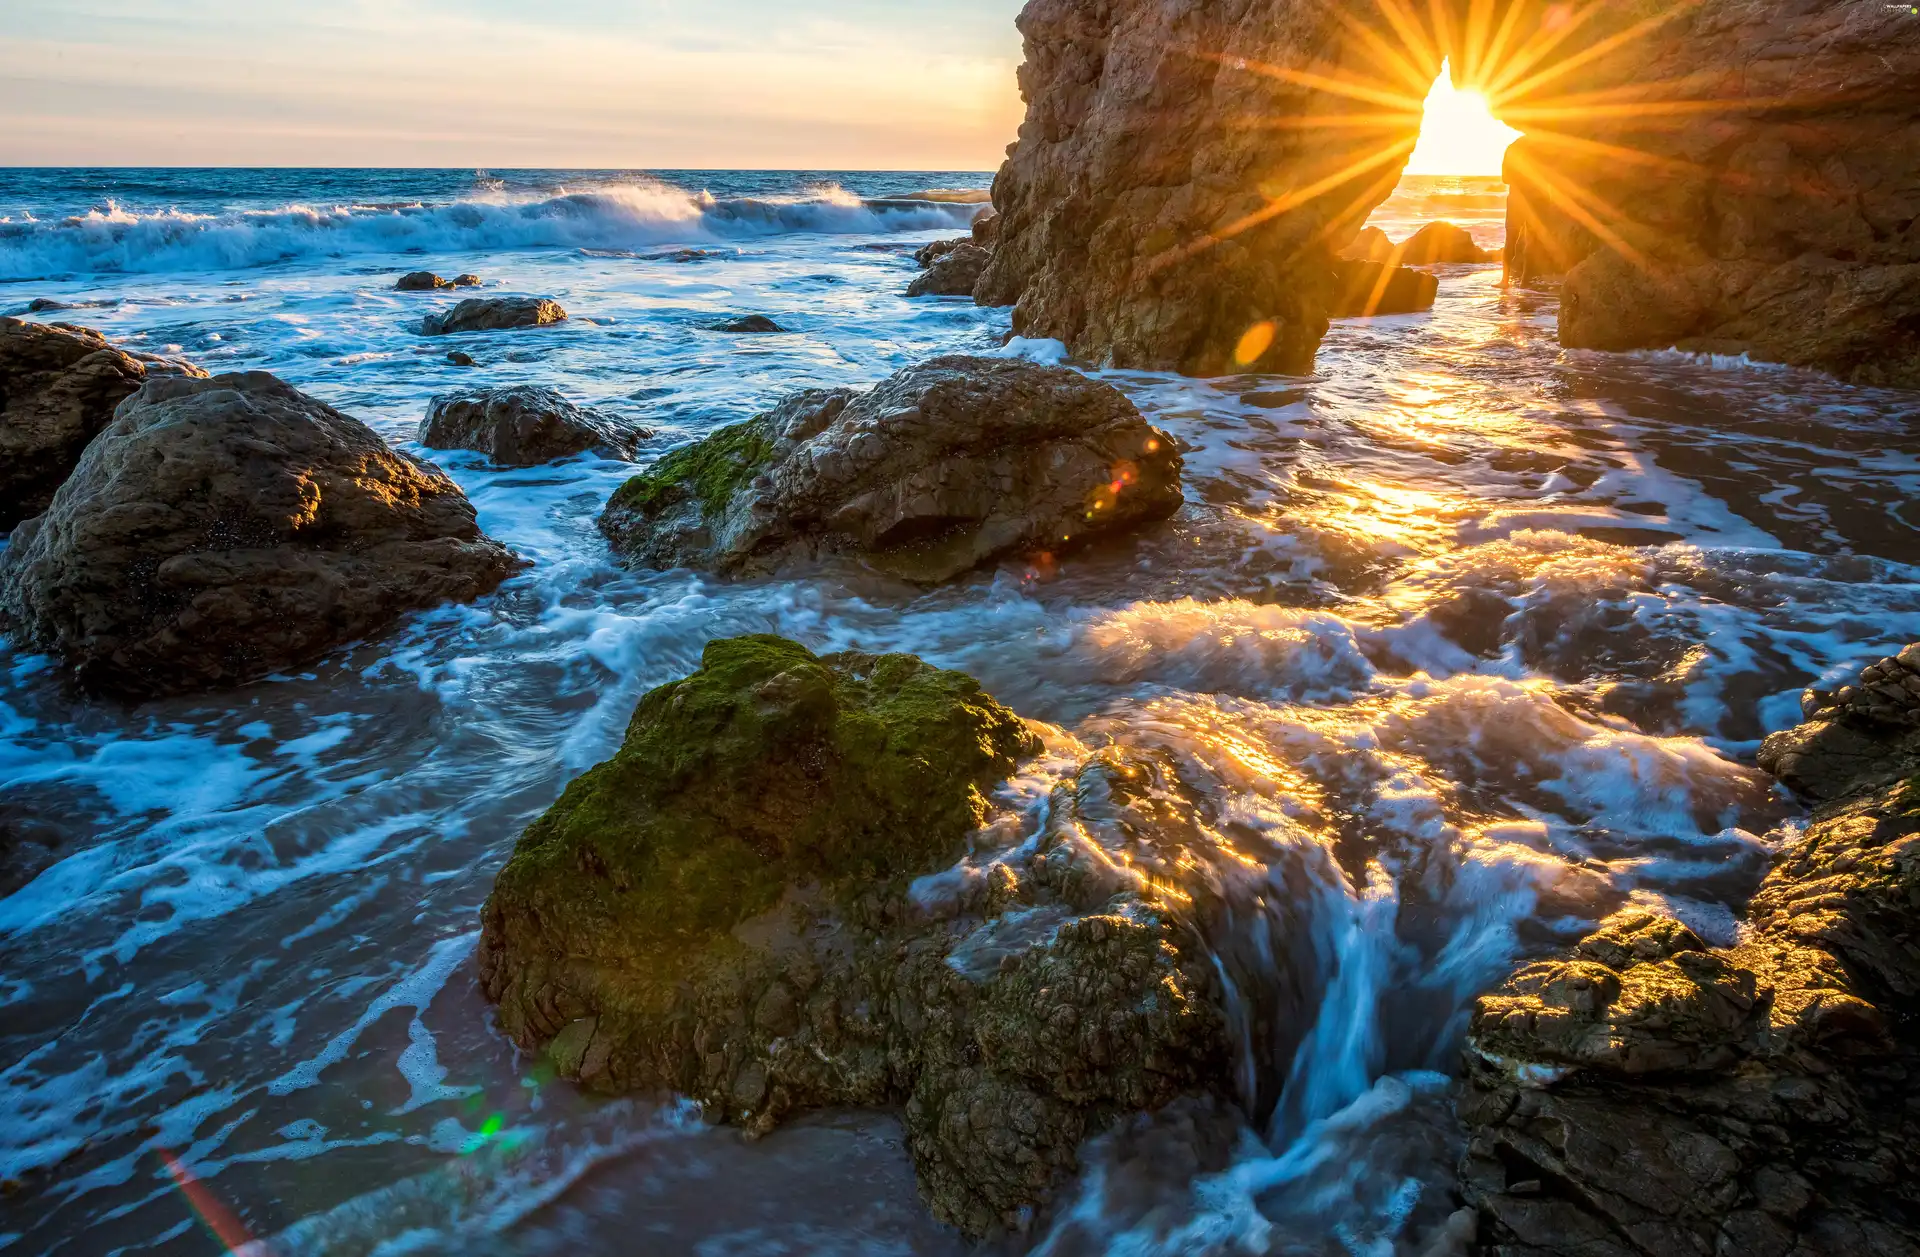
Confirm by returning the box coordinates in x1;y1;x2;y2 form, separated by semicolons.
596;356;1183;583
477;637;1227;1236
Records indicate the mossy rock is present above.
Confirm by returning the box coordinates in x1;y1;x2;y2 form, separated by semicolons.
477;650;1229;1236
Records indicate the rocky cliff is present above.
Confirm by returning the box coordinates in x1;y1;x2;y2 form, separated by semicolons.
984;1;1920;384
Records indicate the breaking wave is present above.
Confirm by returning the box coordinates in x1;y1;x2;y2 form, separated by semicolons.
0;183;979;279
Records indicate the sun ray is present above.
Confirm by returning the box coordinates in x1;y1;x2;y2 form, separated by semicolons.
1477;2;1610;104
1487;1;1705;110
1211;52;1428;113
1321;0;1445;100
1505;147;1656;274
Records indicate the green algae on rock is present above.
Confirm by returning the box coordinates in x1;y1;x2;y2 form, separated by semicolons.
477;638;1228;1236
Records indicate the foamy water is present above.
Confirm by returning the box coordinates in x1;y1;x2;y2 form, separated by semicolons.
1;169;1916;1257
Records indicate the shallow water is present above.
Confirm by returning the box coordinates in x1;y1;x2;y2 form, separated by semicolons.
1;169;1917;1257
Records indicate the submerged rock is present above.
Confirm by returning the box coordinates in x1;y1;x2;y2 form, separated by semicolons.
421;297;566;336
1458;641;1920;1256
446;351;477;367
477;636;1227;1236
0;371;517;698
0;317;206;530
397;272;482;292
1328;259;1438;318
597;355;1182;583
714;315;786;334
419;385;647;466
908;244;992;298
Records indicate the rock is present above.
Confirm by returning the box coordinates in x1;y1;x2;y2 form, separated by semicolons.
446;351;476;367
0;317;207;530
450;274;481;288
914;237;969;268
971;210;1002;248
983;1;1920;382
0;371;516;698
1458;641;1920;1256
476;636;1227;1236
1395;222;1492;265
1757;647;1920;802
24;299;69;314
908;244;993;299
597;355;1182;583
714;315;786;334
1327;260;1438;318
1501;2;1920;384
396;272;450;292
419;385;647;466
421;297;566;337
1341;226;1396;263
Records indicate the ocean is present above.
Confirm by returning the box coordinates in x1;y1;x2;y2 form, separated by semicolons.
1;167;1916;1257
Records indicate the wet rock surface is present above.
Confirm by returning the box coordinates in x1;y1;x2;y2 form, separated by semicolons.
419;385;647;466
1397;222;1493;266
1506;2;1920;385
476;636;1228;1236
597;355;1181;583
395;272;481;292
0;317;206;530
0;371;517;698
421;297;566;336
908;243;993;298
1458;643;1920;1256
1329;259;1439;318
713;315;786;334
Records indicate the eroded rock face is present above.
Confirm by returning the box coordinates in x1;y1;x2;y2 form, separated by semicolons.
598;355;1182;583
1759;645;1920;803
1505;3;1920;384
1458;643;1920;1256
419;385;646;466
421;297;566;336
986;1;1918;382
0;318;206;529
477;636;1227;1236
0;372;517;698
908;243;993;298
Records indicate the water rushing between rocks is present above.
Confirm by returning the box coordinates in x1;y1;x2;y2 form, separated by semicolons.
2;170;1918;1256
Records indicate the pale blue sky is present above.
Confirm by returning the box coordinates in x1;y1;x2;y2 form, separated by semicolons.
1;0;1030;167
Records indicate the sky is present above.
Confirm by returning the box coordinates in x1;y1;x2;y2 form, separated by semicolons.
0;0;1031;168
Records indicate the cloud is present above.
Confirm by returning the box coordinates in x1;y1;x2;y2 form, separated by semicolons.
0;0;1028;167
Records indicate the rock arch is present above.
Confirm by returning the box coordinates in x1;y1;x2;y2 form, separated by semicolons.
980;1;1920;386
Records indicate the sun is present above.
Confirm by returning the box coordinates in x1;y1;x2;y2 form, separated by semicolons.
1404;61;1522;176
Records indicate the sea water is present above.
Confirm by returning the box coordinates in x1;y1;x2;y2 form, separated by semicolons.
0;169;1916;1257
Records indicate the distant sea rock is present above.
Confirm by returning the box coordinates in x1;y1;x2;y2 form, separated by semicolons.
0;371;516;698
1397;222;1493;265
419;385;647;466
0;317;206;530
1328;259;1439;317
422;297;566;336
908;243;993;298
396;271;482;292
597;355;1182;583
713;315;786;334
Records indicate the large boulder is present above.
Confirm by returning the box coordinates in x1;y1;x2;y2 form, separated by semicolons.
0;318;205;530
421;297;566;336
477;635;1227;1236
0;372;517;698
907;243;993;298
1457;643;1920;1256
1341;225;1396;263
597;355;1183;583
1396;222;1493;265
1328;259;1438;318
418;385;647;467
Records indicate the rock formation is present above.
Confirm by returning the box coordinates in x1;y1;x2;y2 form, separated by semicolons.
597;355;1182;583
477;635;1227;1236
0;371;516;698
1398;222;1492;265
1343;226;1396;264
421;297;566;336
418;385;646;466
1457;644;1920;1256
0;318;206;530
915;238;969;268
908;243;993;298
395;272;481;292
982;1;1920;382
971;209;1002;248
1328;259;1438;318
